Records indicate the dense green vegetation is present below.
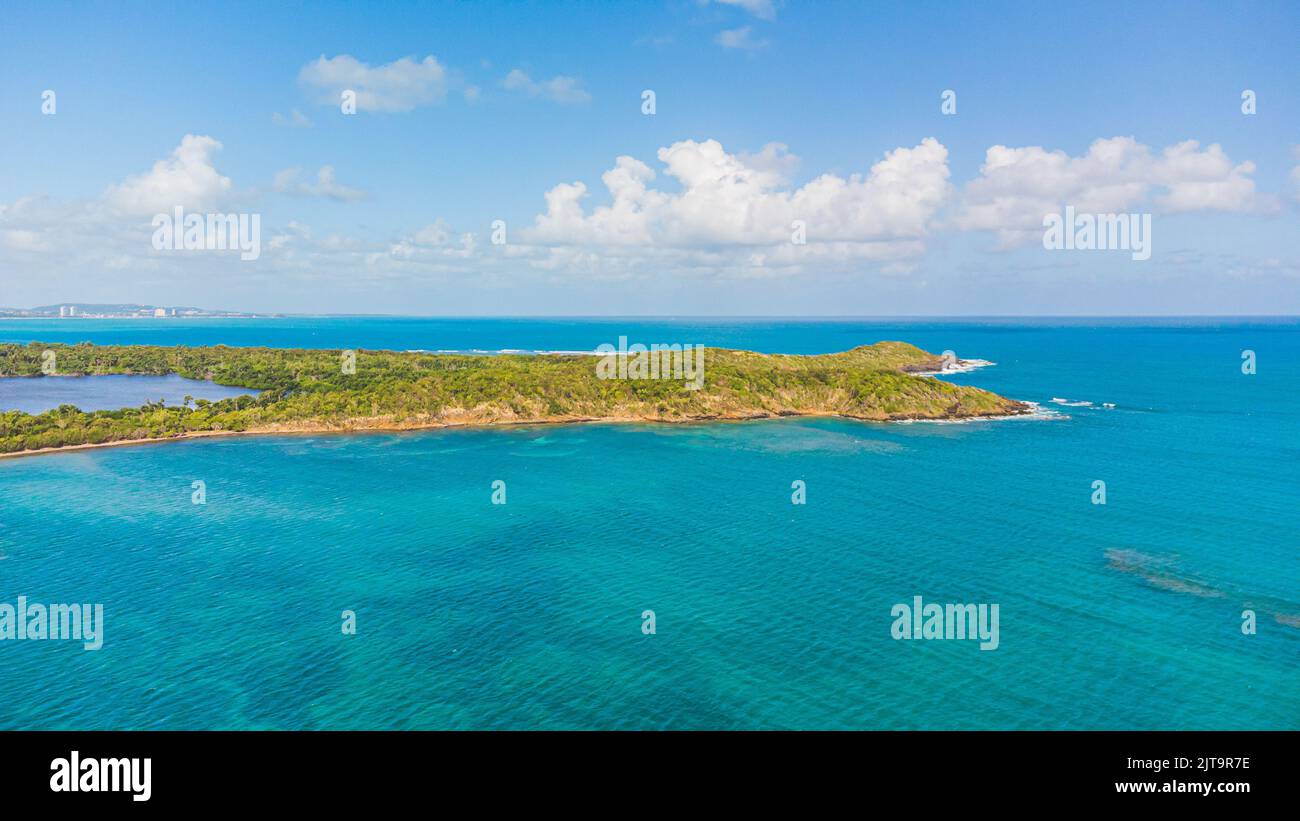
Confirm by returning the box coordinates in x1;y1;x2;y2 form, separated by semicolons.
0;341;1027;454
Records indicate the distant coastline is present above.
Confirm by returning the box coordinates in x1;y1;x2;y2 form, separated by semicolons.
0;315;272;320
0;303;278;319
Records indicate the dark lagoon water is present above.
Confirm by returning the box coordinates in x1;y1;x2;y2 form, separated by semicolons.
0;317;1295;729
0;374;254;415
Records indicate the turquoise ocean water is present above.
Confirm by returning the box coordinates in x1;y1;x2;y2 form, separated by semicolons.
0;317;1296;729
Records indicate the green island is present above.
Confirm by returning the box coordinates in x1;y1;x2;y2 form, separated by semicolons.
0;341;1029;456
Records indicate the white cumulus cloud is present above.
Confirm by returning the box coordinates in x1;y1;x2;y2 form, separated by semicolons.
956;136;1272;247
299;55;451;112
524;137;950;271
104;134;233;216
736;142;800;184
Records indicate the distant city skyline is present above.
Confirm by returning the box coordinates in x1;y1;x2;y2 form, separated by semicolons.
1;0;1297;315
0;302;268;319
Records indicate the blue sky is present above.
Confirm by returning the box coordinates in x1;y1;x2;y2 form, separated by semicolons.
0;0;1297;314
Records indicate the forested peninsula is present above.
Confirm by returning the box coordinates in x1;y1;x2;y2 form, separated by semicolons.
0;341;1030;456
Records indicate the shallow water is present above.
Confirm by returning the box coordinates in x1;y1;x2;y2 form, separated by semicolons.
0;318;1295;729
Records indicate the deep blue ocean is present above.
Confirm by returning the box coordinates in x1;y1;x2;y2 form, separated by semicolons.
0;317;1296;729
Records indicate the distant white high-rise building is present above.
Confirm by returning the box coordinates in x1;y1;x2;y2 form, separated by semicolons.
68;305;77;317
59;305;68;317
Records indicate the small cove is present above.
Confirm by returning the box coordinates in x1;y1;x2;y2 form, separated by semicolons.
0;374;255;415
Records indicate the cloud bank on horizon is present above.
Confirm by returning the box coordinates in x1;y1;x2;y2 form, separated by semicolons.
4;130;1291;292
0;0;1297;314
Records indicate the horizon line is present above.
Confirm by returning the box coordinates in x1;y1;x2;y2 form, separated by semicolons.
6;313;1300;321
7;310;1300;320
